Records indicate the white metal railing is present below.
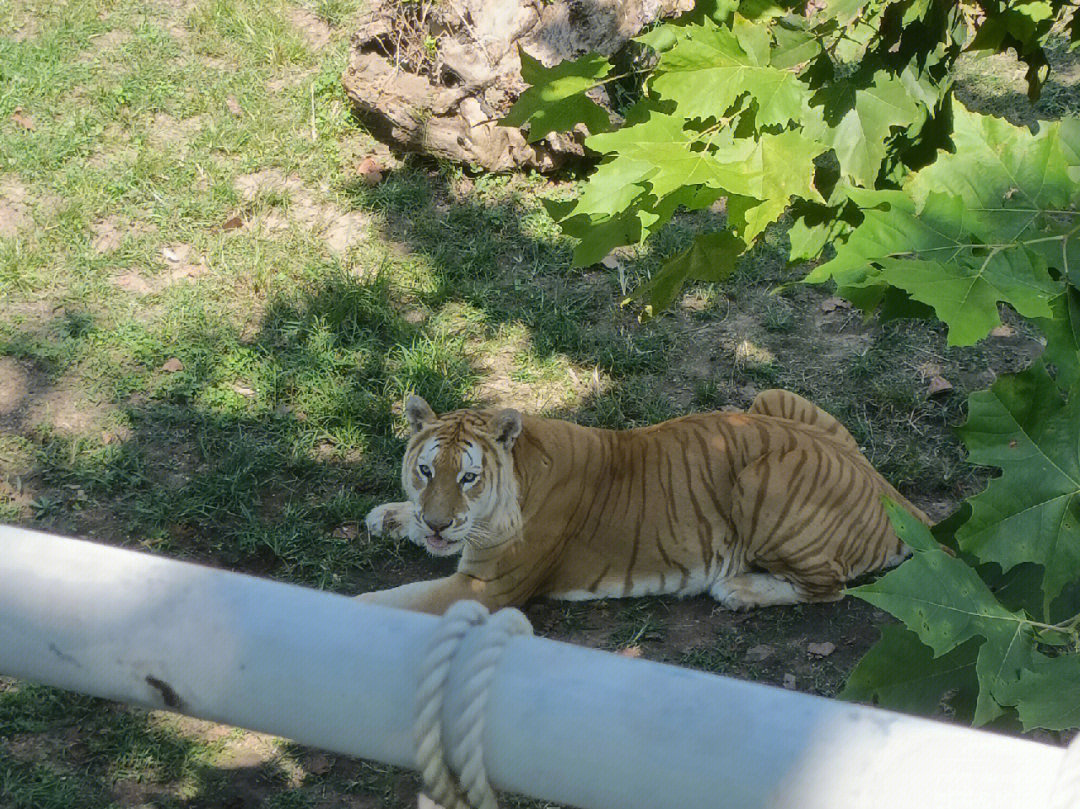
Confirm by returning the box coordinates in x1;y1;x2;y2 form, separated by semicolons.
0;524;1072;809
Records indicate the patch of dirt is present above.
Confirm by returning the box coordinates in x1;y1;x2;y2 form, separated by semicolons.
470;329;605;413
157;712;233;743
8;15;39;42
286;7;333;50
25;380;124;438
140;429;200;492
0;345;126;442
111;243;208;295
87;124;137;170
525;593;891;699
0;727;88;767
0;176;32;237
111;779;170;808
267;68;318;92
92;216;156;255
233;169;370;255
0;356;30;420
78;29;132;62
90;220;122;254
147;113;207;150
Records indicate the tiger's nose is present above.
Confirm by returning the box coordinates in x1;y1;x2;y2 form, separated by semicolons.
424;516;452;533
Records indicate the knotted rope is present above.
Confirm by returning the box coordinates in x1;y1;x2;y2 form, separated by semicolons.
414;600;533;809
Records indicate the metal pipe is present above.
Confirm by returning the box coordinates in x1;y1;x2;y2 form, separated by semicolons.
0;525;1067;808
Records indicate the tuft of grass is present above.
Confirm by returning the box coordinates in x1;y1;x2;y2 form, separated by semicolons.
605;599;666;650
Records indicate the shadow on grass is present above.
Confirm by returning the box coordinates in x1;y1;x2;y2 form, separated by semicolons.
1;679;423;808
4;162;711;586
0;162;716;809
0;150;1025;809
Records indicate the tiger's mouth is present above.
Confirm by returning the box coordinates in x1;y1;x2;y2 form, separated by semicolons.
424;531;464;556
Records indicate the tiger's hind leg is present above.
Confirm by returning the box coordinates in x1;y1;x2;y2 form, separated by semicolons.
709;573;807;610
729;448;905;605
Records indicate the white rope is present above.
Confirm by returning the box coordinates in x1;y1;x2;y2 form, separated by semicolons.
1049;732;1080;809
414;600;533;809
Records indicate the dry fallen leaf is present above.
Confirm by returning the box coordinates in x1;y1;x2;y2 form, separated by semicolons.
926;375;953;396
807;641;836;658
225;95;243;116
600;253;622;271
989;324;1015;338
782;673;797;690
617;645;643;659
820;296;850;313
230;383;255;397
160;357;184;373
221;214;244;231
357;156;383;186
332;524;358;540
744;644;775;663
12;107;35;131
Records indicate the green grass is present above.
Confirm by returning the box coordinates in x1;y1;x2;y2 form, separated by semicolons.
1;0;1077;806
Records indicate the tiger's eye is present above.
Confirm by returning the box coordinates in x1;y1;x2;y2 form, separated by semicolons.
419;464;432;478
460;472;477;485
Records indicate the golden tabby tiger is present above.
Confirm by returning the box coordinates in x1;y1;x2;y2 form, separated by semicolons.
360;389;929;614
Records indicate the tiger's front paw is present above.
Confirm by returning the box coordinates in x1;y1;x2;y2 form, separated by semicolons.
365;501;415;540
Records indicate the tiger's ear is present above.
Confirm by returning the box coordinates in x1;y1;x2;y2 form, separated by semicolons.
405;395;437;434
493;408;522;450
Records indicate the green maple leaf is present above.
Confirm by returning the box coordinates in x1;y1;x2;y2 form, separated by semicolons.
546;183;725;269
551;206;642;267
1011;651;1080;731
907;105;1080;285
768;23;821;70
816;0;868;25
715;131;824;239
808;191;1061;344
807;73;919;186
956;364;1080;614
1036;288;1080;391
907;105;1077;212
632;230;745;316
849;500;1036;726
587;112;753;199
841;625;979;720
570;156;655;220
584;113;823;241
648;18;809;127
501;49;613;142
877;247;1057;346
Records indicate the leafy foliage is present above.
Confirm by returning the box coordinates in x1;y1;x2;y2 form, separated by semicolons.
845;498;1080;729
501;49;614;143
502;0;1080;732
502;0;993;313
957;364;1080;615
809;107;1080;345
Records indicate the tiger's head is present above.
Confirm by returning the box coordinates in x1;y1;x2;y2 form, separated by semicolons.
400;394;523;557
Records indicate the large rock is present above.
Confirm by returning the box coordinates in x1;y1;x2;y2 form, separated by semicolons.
341;0;691;172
